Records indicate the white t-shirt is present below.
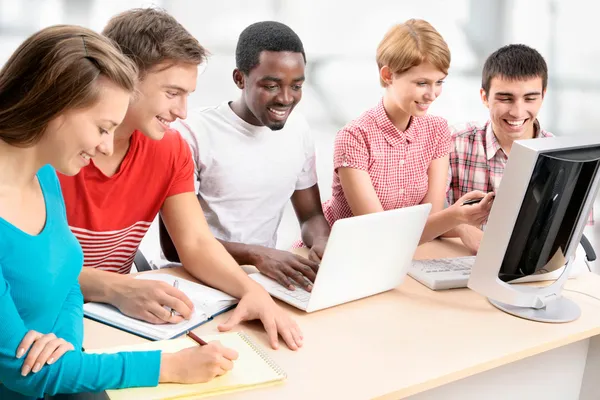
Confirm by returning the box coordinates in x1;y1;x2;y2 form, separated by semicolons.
173;102;318;248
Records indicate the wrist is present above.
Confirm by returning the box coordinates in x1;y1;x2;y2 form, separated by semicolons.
105;274;133;305
159;353;177;383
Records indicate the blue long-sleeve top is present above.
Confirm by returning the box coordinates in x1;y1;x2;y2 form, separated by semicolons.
0;165;161;399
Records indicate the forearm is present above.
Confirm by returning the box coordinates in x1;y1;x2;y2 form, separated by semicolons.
300;215;331;248
79;267;131;304
53;282;85;348
442;223;478;239
180;238;258;299
420;208;460;244
216;239;257;266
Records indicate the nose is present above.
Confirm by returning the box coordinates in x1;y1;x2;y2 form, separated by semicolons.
172;96;188;120
424;85;437;102
509;99;525;117
275;87;294;105
97;132;114;157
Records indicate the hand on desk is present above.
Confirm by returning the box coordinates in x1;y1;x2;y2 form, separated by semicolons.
457;225;484;255
249;246;318;292
16;330;74;376
307;237;327;264
159;341;238;383
218;286;304;351
113;277;195;324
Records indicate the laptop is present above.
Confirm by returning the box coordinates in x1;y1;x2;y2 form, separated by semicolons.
250;203;431;312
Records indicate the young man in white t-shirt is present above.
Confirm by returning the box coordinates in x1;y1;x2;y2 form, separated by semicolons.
162;21;331;292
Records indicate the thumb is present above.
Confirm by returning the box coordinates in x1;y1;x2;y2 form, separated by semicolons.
218;306;245;332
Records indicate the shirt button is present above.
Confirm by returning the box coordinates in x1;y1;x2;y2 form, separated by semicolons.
399;188;405;195
342;161;349;167
400;159;405;165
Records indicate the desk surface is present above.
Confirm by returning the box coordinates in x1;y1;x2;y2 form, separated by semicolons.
83;239;600;400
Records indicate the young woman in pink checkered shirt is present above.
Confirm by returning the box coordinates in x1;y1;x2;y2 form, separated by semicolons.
322;19;494;243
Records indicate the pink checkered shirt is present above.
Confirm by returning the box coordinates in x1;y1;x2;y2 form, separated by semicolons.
447;120;594;224
322;99;451;226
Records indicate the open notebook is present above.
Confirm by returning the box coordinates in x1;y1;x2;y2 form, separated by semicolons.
88;331;286;400
83;274;238;340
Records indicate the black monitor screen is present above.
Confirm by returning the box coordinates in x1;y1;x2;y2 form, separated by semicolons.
499;146;600;282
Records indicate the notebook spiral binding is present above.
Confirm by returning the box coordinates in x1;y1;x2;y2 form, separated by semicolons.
238;331;287;378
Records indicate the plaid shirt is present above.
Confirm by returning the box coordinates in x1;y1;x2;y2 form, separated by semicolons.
447;120;594;224
322;99;451;226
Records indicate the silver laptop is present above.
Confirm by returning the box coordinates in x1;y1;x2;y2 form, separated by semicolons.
250;203;431;312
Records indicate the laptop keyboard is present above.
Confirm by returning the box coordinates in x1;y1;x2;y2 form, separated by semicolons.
273;285;311;303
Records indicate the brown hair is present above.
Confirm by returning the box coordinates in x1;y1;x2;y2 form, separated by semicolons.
102;8;207;75
0;25;138;147
376;19;451;87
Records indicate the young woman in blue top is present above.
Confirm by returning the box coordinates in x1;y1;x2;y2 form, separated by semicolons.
0;25;237;399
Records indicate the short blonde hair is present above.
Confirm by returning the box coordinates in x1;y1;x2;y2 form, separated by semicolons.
376;19;451;87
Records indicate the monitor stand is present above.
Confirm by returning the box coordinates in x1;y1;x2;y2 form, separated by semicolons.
489;297;581;323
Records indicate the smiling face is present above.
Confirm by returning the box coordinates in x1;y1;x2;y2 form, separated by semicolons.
124;62;198;140
234;50;305;131
40;77;131;176
481;75;545;143
382;61;447;117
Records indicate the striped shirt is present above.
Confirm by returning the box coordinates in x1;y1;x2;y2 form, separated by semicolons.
58;130;195;274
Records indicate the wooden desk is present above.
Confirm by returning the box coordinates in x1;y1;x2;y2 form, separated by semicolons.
83;239;600;400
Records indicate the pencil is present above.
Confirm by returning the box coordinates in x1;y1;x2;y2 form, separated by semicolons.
186;330;208;346
170;279;179;317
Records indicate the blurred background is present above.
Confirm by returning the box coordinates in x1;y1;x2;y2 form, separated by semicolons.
1;0;599;270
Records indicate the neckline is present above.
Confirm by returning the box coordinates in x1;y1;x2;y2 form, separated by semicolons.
0;168;52;238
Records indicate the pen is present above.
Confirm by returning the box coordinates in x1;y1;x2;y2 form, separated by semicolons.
186;330;208;346
170;279;179;317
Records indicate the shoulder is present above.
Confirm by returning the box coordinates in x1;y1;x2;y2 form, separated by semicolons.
337;107;379;141
38;164;60;190
449;120;487;140
412;114;450;135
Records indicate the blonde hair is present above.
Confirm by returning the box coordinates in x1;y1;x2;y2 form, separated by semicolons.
376;19;451;87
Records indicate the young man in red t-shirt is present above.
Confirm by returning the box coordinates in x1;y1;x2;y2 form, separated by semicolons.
58;8;302;350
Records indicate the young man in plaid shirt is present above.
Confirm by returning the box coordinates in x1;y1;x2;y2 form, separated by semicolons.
447;44;558;253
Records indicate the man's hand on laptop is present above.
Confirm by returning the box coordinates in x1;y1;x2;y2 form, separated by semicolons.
218;285;303;350
112;277;195;324
307;236;328;263
248;246;318;292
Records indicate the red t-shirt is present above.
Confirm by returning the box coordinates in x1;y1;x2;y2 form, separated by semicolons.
58;130;194;274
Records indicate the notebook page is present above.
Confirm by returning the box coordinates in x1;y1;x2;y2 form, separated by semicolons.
90;332;285;400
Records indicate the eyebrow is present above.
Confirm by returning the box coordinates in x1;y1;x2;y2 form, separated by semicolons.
495;91;542;97
163;85;191;93
101;119;119;128
259;76;305;82
414;75;447;81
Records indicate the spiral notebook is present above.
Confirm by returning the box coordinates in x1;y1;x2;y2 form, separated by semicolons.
83;274;238;341
89;331;286;399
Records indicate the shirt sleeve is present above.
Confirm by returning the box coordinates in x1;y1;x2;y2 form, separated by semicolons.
174;119;205;195
166;131;196;198
51;280;84;349
333;125;369;172
295;117;318;190
433;119;452;160
0;265;160;398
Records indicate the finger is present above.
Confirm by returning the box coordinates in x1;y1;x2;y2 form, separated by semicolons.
478;192;495;208
295;255;320;273
33;339;66;371
216;367;229;377
47;342;75;365
22;334;55;376
291;260;317;283
285;265;313;291
143;308;170;325
307;249;321;263
220;346;239;361
16;330;41;359
163;287;195;316
219;355;235;371
160;293;194;320
271;269;295;290
276;318;299;351
218;306;245;332
262;317;279;350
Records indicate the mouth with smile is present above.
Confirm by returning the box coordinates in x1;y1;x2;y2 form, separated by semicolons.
79;151;93;166
156;116;173;130
415;101;432;111
503;118;529;131
266;106;292;121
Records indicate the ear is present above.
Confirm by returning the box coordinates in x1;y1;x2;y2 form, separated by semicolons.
232;69;245;89
480;88;490;108
542;88;547;98
380;66;393;86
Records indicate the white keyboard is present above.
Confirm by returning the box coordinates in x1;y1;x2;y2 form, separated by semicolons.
250;273;311;310
408;257;475;290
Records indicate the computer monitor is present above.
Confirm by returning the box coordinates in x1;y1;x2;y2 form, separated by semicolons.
468;135;600;323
